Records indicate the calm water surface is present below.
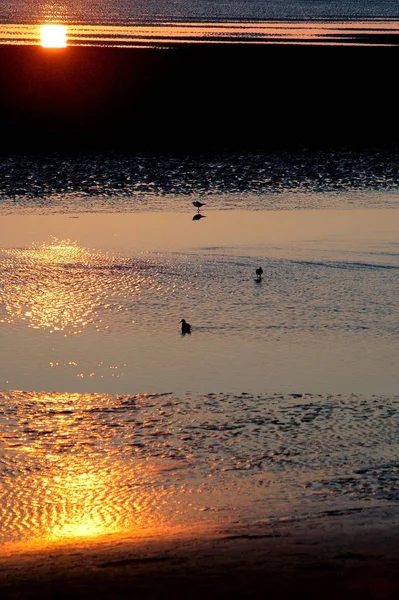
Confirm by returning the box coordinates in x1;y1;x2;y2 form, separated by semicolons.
1;0;398;557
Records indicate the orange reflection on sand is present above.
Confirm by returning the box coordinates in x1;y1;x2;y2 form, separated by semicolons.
0;391;160;548
44;470;122;542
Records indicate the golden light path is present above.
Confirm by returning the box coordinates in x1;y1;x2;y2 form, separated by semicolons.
0;389;222;552
0;238;116;334
40;24;67;47
0;21;398;47
0;238;218;549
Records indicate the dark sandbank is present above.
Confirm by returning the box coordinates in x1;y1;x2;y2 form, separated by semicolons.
1;43;398;154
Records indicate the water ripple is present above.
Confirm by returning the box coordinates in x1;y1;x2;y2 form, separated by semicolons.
1;149;398;214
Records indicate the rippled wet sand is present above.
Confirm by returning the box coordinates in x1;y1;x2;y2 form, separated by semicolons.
1;390;399;550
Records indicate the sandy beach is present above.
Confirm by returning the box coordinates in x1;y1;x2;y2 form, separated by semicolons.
2;511;399;599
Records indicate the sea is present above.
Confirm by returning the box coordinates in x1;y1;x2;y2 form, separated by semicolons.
0;0;399;553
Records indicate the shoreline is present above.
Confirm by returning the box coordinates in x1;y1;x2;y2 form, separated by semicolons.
2;510;399;599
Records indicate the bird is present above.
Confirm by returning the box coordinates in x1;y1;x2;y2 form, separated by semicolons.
180;319;191;334
255;267;263;278
193;200;206;211
192;214;206;221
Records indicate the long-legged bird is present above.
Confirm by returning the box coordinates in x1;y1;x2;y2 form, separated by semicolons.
193;200;206;211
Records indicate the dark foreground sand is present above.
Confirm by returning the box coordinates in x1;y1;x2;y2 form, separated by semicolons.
2;513;399;600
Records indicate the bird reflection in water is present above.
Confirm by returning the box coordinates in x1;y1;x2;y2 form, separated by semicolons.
192;214;207;221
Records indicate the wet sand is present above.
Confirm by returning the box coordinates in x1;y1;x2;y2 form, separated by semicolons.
2;511;399;599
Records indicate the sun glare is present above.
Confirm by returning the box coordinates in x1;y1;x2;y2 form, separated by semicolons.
40;24;67;48
0;239;110;334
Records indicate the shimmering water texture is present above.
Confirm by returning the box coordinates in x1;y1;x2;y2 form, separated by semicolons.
0;221;398;395
1;390;399;550
1;234;398;336
1;21;399;47
1;0;398;27
0;239;113;333
1;150;398;214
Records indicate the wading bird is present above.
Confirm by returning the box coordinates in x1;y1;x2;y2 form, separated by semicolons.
255;266;263;282
180;319;191;334
193;200;206;211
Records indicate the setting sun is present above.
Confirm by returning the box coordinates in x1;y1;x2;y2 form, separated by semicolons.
40;24;67;48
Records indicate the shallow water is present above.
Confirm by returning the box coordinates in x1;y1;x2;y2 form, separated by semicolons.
1;146;398;551
1;150;398;214
1;0;399;559
0;208;398;395
2;21;399;47
2;0;399;49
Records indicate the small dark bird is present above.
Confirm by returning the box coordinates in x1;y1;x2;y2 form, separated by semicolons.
192;214;207;221
256;267;263;278
193;200;206;211
180;319;191;334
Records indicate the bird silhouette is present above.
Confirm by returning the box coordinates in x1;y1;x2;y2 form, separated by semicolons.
255;266;263;282
180;319;191;334
193;200;206;211
192;214;206;221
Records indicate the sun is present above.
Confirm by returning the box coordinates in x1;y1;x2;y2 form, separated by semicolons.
40;24;67;48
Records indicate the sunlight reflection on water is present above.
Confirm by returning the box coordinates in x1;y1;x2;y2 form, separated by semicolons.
1;21;399;47
0;211;398;396
0;239;121;333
